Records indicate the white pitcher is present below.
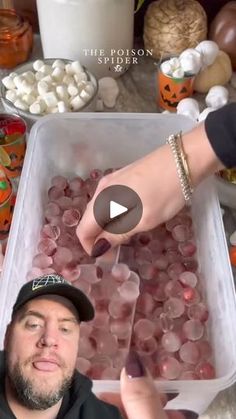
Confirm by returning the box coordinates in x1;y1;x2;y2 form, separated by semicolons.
36;0;135;78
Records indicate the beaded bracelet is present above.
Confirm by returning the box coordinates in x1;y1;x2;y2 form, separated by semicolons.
166;132;193;206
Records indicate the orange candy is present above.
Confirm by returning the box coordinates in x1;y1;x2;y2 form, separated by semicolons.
229;246;236;267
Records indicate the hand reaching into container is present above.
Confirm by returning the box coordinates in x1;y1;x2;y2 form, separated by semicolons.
98;351;198;419
77;118;226;257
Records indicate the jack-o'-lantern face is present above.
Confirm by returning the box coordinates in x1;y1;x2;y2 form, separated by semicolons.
158;71;195;111
2;140;26;178
0;192;15;240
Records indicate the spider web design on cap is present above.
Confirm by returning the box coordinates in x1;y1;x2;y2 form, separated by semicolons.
32;274;70;291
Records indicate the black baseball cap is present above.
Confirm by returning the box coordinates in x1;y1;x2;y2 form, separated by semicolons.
12;274;94;322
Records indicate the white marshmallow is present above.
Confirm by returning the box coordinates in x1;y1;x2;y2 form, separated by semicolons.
14;98;29;111
5;90;18;103
19;80;33;95
230;231;236;246
74;72;87;83
46;106;59;114
172;68;185;78
79;88;91;101
35;71;45;81
84;82;95;96
77;81;87;93
43;91;58;108
169;57;181;70
22;93;36;106
160;61;172;75
205;85;229;109
8;72;18;79
29;99;46;114
13;75;25;89
63;75;74;85
58;101;68;113
41;75;53;85
29;102;41;114
29;87;39;98
52;67;64;82
71;60;83;74
33;60;44;71
177;98;200;121
38;80;50;96
56;85;69;102
70;95;85;110
198;107;214;122
52;59;65;70
2;76;15;90
67;84;79;97
65;63;74;75
22;71;35;84
39;64;53;75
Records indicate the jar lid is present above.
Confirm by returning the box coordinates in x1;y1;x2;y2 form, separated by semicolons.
0;9;31;39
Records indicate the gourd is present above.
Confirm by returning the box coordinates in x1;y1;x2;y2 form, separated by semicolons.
194;50;232;93
209;1;236;69
143;0;207;59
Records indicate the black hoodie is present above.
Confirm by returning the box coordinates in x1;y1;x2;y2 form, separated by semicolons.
0;351;122;419
205;102;236;169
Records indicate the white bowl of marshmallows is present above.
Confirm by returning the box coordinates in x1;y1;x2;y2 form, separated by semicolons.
1;59;98;125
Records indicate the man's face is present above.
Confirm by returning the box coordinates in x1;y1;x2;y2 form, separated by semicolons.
4;295;80;410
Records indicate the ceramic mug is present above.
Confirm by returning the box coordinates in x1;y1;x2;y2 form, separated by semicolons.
157;57;195;112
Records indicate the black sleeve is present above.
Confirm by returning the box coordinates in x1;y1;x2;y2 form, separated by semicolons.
204;102;236;168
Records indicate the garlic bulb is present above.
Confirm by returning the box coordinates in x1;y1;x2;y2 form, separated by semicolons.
205;85;229;109
195;40;219;68
177;98;200;121
98;77;119;108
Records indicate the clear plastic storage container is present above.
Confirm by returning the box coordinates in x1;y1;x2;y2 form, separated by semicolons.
0;113;236;414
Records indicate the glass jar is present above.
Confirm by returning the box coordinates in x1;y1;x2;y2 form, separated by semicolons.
0;1;33;69
36;0;135;78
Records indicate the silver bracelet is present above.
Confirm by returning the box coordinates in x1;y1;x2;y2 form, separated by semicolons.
166;133;193;206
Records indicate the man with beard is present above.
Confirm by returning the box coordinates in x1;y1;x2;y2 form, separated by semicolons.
0;274;122;419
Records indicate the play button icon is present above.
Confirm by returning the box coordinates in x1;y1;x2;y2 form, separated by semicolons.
110;201;128;219
93;185;143;235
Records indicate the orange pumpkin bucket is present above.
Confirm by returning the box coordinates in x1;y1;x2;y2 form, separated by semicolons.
0;114;26;178
157;67;195;112
0;190;15;241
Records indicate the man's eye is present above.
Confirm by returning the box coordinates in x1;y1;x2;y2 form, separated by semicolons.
60;326;71;334
26;322;41;330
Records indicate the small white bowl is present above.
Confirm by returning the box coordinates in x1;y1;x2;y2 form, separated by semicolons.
0;59;98;127
215;174;236;209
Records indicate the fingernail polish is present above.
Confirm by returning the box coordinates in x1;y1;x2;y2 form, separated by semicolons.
167;392;179;402
179;411;198;419
125;350;145;378
91;238;111;258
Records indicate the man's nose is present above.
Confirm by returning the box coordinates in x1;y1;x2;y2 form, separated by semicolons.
37;325;59;348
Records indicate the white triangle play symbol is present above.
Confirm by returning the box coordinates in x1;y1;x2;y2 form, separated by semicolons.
110;200;128;219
